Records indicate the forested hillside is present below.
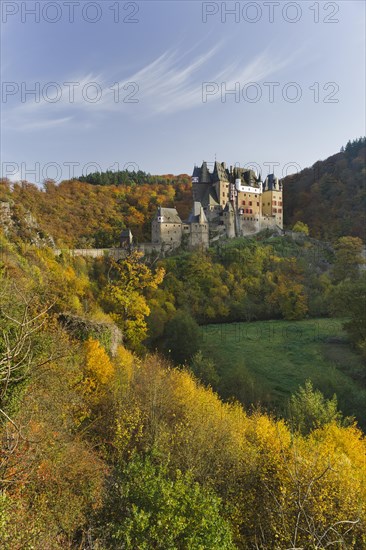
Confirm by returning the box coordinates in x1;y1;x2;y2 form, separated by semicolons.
1;139;365;248
283;137;366;240
0;231;365;549
0;174;192;248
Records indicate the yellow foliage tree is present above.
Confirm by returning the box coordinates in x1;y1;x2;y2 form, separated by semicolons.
101;252;165;350
83;338;115;402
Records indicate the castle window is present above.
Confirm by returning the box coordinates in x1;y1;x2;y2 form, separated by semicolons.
249;201;252;206
257;202;259;206
242;200;245;205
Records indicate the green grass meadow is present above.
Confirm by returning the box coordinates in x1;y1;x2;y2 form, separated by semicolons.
199;318;366;427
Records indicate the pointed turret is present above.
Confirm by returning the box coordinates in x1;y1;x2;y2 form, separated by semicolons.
200;161;211;183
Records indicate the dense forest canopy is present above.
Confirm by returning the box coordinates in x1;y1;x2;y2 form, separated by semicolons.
283;137;366;240
0;176;192;247
75;168;190;187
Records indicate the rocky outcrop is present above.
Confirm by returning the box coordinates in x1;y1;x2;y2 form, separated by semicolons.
57;313;123;356
0;201;15;235
0;200;55;248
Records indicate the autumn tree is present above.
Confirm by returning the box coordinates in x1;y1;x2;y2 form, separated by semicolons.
82;338;115;403
293;220;310;235
101;252;164;351
0;276;58;488
266;257;308;320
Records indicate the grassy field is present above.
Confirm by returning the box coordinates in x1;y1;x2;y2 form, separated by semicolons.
199;318;366;428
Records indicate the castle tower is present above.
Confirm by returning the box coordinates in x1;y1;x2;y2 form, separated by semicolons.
187;201;209;249
151;206;183;248
192;162;210;201
262;174;283;228
192;161;221;221
212;161;230;209
233;169;262;235
223;201;236;239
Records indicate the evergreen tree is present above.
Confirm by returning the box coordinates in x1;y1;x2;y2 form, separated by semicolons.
162;310;200;364
289;380;343;434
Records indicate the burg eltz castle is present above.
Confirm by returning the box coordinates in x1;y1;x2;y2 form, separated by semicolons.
149;161;283;253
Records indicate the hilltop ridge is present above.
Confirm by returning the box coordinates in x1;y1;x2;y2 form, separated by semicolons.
283;137;366;240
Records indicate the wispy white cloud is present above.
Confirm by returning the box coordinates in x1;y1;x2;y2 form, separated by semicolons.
2;44;298;130
141;48;293;115
105;44;297;116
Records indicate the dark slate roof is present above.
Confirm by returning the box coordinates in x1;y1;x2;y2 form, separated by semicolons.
212;161;229;182
193;182;210;203
233;167;261;189
156;207;182;224
243;169;259;186
203;186;220;206
200;161;211;183
192;165;200;178
264;174;279;191
188;202;208;224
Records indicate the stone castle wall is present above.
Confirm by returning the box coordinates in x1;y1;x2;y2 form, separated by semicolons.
152;220;183;248
189;223;210;248
55;242;176;259
54;248;129;260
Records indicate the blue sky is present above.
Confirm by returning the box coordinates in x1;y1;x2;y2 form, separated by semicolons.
1;0;365;183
